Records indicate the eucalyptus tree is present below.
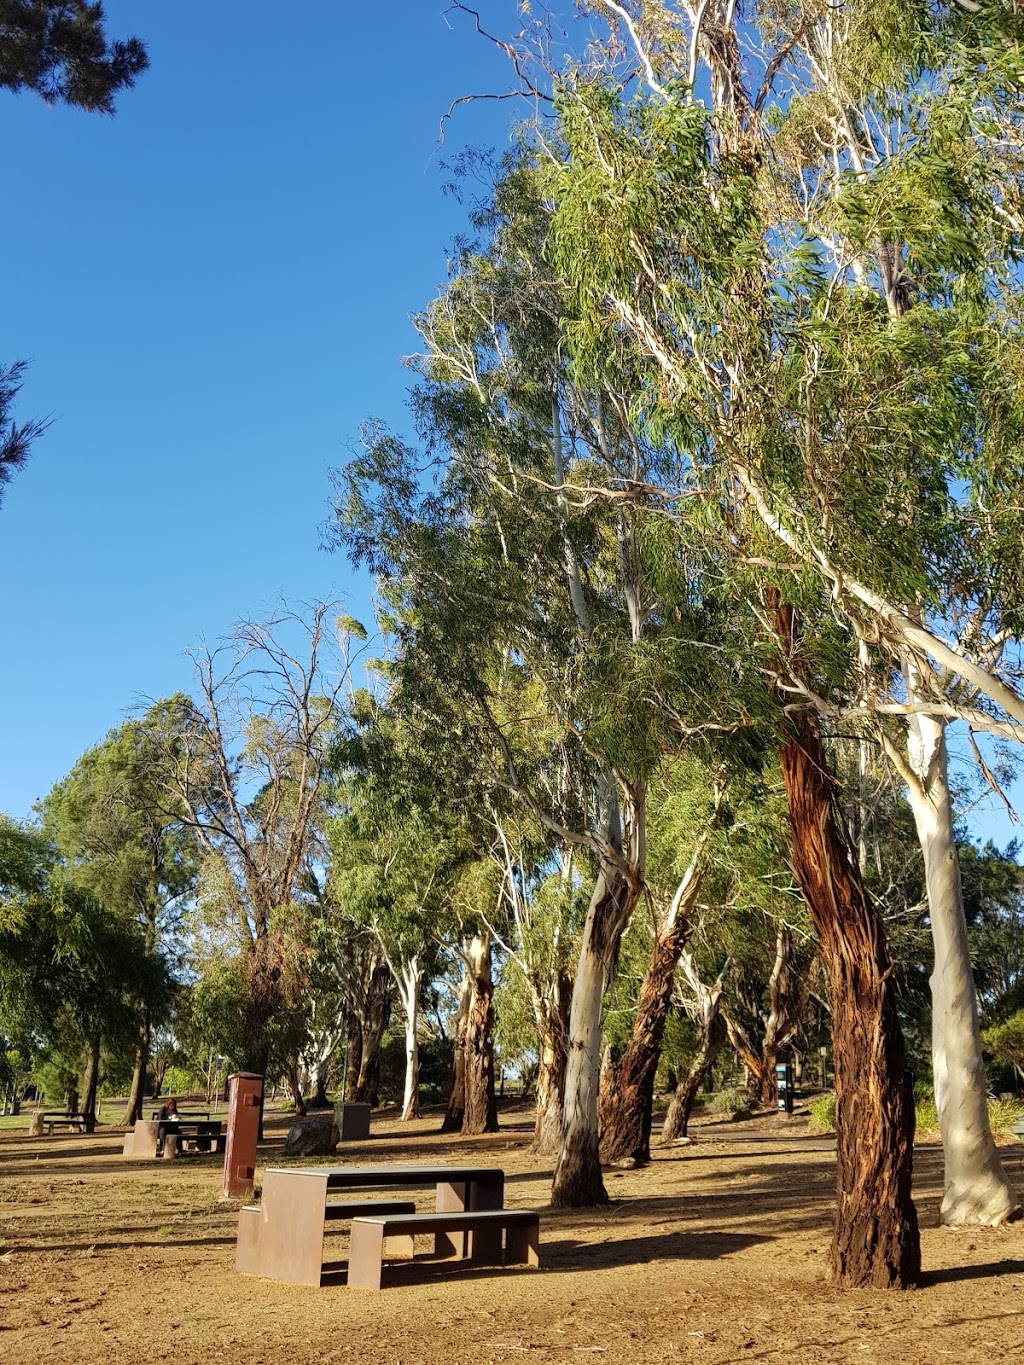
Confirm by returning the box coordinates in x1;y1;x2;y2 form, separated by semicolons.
467;0;1024;1280
329;786;463;1121
598;750;808;1161
487;809;583;1154
520;15;923;1283
39;709;197;1121
439;858;503;1135
596;756;717;1165
341;935;394;1106
155;603;359;1075
329;155;762;1203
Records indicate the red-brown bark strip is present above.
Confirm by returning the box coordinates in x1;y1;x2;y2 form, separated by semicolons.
780;705;919;1288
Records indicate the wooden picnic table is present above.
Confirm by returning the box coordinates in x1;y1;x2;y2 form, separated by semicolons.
241;1163;506;1286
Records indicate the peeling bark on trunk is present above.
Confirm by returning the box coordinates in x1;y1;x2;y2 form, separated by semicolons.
599;845;706;1165
352;965;392;1107
663;1011;727;1141
440;960;472;1134
551;856;641;1207
531;975;571;1156
663;954;728;1142
344;1012;363;1101
903;700;1020;1225
462;933;499;1135
781;704;919;1288
725;927;806;1109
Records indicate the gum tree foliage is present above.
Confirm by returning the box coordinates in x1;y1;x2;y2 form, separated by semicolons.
543;0;1024;1229
328;153;769;1204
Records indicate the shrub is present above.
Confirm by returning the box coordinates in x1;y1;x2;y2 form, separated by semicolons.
706;1086;751;1120
808;1093;836;1134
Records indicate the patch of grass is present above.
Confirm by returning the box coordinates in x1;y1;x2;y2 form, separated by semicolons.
155;1225;174;1237
810;1092;1023;1139
807;1093;836;1135
988;1097;1024;1138
915;1099;939;1134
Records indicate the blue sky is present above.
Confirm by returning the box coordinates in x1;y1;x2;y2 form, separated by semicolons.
0;2;530;818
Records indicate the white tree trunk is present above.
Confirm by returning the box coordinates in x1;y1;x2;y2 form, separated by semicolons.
554;927;610;1201
398;957;422;1122
551;854;639;1205
904;699;1019;1225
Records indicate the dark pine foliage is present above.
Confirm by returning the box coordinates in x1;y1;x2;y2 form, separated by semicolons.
0;360;48;509
0;1;148;113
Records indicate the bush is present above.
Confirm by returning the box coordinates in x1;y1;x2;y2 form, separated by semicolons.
706;1086;751;1120
808;1093;836;1134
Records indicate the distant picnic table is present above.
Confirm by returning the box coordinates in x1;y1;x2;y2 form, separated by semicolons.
38;1111;95;1135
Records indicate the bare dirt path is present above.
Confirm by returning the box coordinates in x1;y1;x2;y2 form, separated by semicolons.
2;1103;1023;1364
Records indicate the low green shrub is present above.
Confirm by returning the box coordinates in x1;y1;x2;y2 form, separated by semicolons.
808;1093;836;1134
706;1086;751;1119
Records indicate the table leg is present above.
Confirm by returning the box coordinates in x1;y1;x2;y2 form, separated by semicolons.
255;1172;329;1286
348;1220;385;1290
469;1172;504;1264
434;1181;468;1258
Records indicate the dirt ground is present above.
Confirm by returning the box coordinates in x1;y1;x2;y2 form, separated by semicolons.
1;1101;1023;1365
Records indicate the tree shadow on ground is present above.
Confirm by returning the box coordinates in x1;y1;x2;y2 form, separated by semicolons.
318;1228;771;1288
922;1257;1024;1286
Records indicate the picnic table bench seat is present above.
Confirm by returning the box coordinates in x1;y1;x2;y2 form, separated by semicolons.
41;1111;95;1135
236;1199;418;1279
348;1208;541;1290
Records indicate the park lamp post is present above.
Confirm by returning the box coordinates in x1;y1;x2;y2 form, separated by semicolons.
819;1045;828;1090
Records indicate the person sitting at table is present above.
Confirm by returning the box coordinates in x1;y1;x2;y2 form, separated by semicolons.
159;1097;180;1123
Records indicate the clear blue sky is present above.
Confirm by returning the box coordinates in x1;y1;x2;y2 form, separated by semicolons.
0;2;530;819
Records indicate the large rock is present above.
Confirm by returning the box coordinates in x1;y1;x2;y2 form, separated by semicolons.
283;1115;339;1156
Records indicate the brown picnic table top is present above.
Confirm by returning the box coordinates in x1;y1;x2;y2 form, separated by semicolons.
263;1163;504;1184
